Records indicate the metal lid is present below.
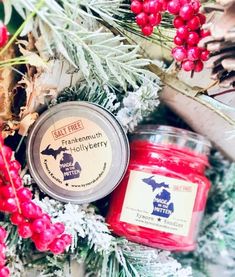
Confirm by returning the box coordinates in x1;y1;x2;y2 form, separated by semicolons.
27;101;129;204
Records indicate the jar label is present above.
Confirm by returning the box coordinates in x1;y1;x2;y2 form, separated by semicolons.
120;170;198;236
39;117;112;191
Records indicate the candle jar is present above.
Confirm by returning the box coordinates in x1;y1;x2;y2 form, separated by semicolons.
27;102;129;204
106;125;211;251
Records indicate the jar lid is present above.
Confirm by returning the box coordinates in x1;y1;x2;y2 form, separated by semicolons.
27;101;129;204
131;125;211;156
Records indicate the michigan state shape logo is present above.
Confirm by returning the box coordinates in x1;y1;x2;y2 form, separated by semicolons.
142;176;174;218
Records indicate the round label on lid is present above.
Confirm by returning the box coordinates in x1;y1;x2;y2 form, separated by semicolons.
27;101;129;203
40;116;112;192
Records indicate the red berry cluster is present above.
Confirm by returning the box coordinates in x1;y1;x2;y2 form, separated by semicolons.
130;0;210;72
0;22;8;48
170;0;210;72
0;227;10;277
131;0;164;36
0;136;72;275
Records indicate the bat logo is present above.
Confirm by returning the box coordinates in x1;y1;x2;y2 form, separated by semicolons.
142;176;169;191
41;144;68;160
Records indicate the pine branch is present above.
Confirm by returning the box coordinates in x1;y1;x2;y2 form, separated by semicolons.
5;0;159;92
80;0;174;49
55;81;121;114
84;240;193;277
55;78;160;132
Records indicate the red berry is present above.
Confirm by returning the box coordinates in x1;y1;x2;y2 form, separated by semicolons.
8;169;19;183
198;13;206;25
21;201;39;219
161;0;168;11
0;266;10;277
49;239;66;255
49;225;58;237
142;25;153;36
131;1;143;14
0;23;8;48
32;219;47;233
39;229;55;244
187;46;201;61
143;1;151;13
60;234;72;246
194;60;204;72
179;4;195;21
4;198;17;213
182;60;195;71
53;222;65;235
176;26;189;40
0;228;6;242
31;233;40;243
173;16;185;28
13;177;22;189
187;15;201;31
18;222;33;238
35;241;48;252
149;0;160;13
167;0;181;15
0;186;14;199
200;49;210;61
0;202;5;212
10;212;24;225
148;13;162;26
9;160;21;172
174;35;184;45
200;29;210;38
191;0;201;13
152;0;163;12
17;187;32;202
172;46;187;61
35;205;43;218
179;0;190;5
187;31;200;45
41;214;51;227
135;13;148;26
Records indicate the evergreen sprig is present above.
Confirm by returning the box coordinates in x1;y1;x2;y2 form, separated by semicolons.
79;0;174;49
3;0;158;91
55;78;160;132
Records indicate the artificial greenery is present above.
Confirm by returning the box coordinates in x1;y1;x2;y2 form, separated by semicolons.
3;0;159;92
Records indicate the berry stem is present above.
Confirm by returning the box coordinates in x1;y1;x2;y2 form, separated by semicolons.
191;70;194;78
211;89;235;98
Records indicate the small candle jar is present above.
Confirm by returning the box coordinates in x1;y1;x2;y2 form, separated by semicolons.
27;101;129;203
106;125;211;251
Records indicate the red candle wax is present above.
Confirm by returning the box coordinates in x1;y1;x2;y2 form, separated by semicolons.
106;125;211;251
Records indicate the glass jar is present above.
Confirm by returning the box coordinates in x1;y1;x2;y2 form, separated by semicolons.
106;125;211;251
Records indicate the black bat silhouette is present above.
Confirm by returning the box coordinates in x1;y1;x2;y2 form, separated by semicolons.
41;144;68;160
142;176;169;191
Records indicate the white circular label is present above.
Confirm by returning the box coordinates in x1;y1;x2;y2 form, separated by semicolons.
39;117;112;191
